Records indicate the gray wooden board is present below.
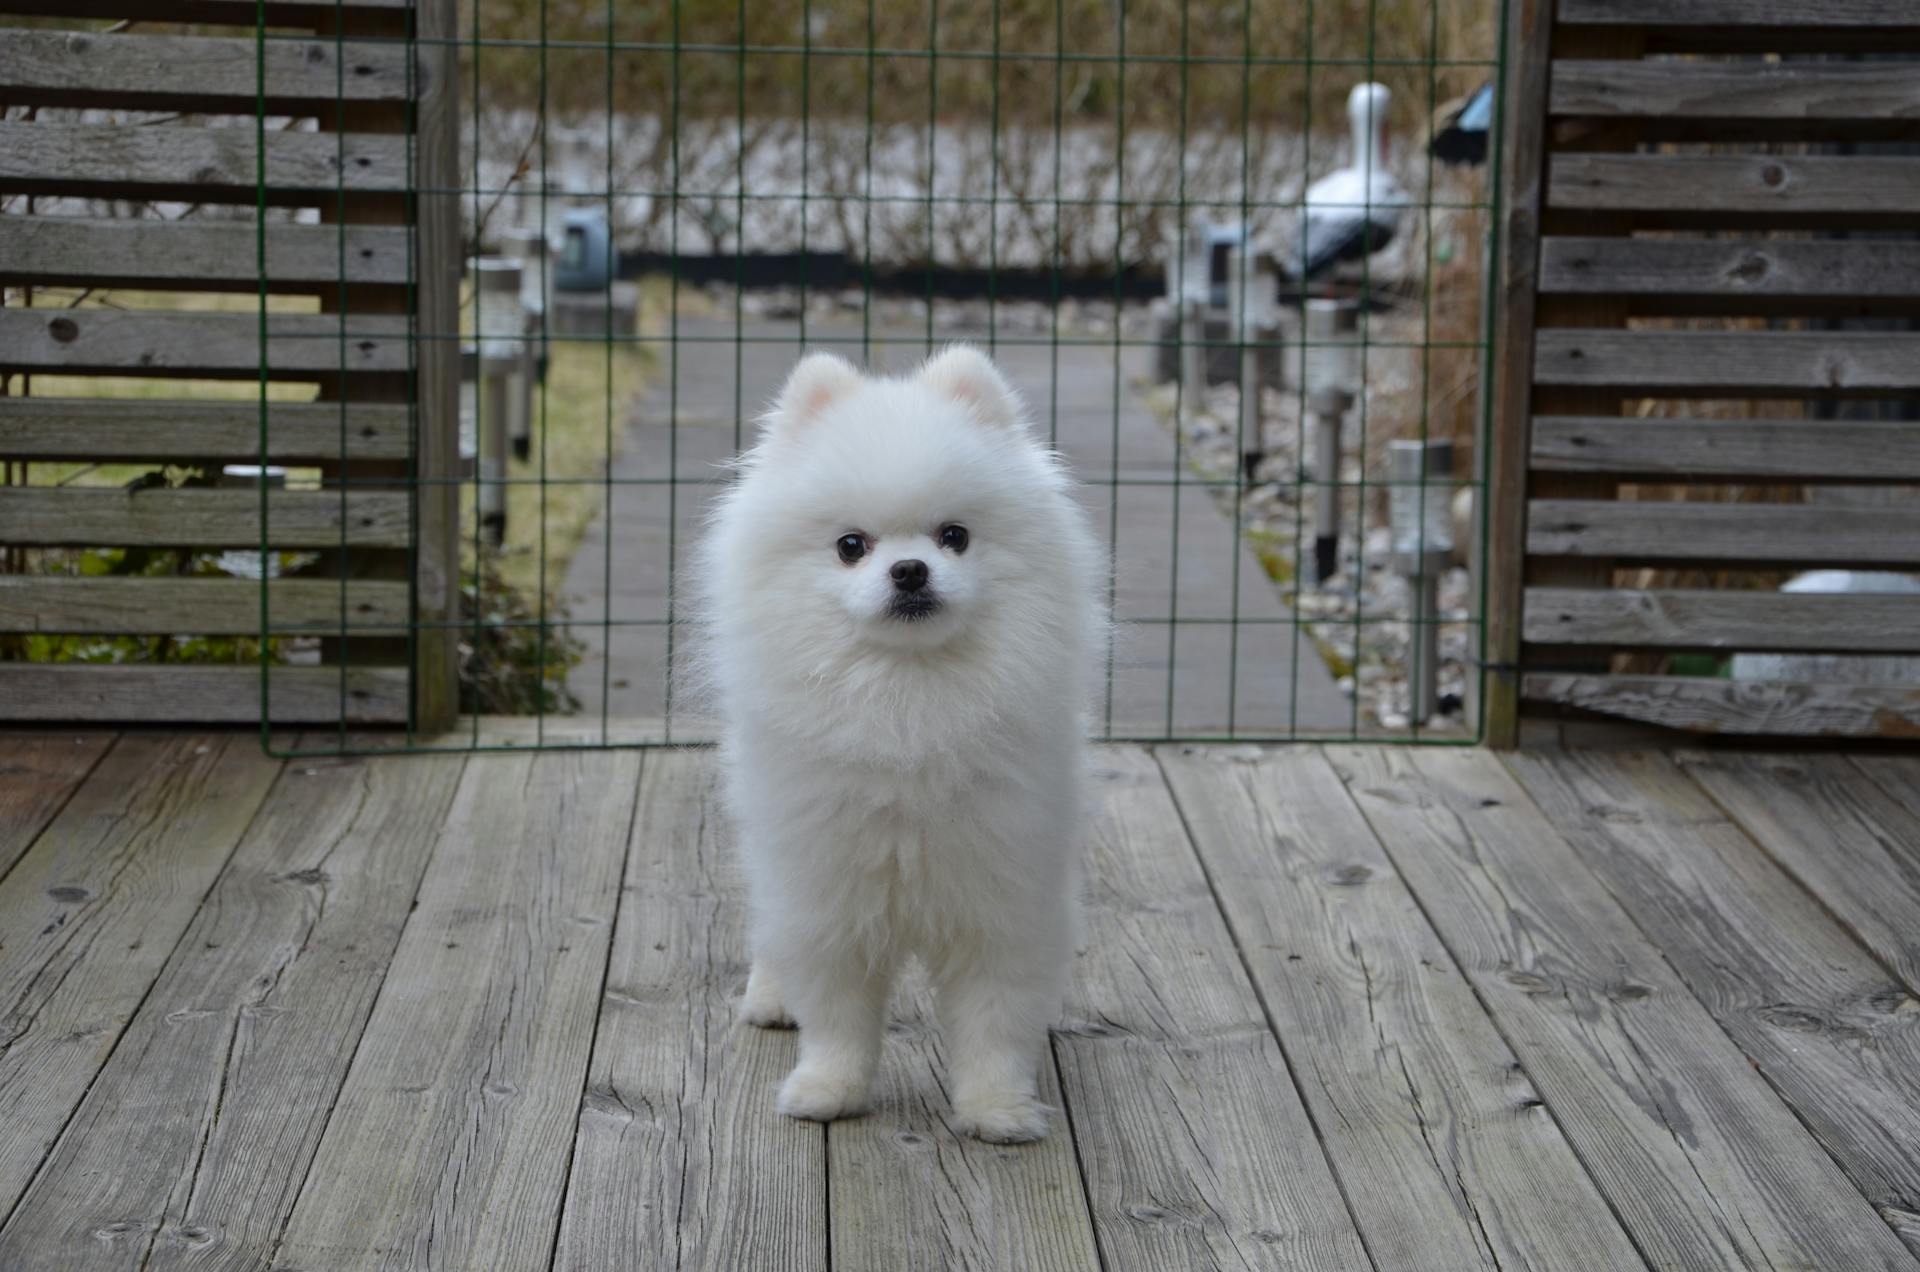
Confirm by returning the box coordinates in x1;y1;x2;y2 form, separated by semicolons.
1538;238;1920;299
1507;749;1920;1257
0;734;282;1220
3;487;412;549
0;664;409;725
1535;329;1920;392
1529;415;1920;480
1550;154;1920;215
0;123;409;196
1550;59;1920;120
0;309;411;376
1523;674;1920;738
0;398;413;463
1330;746;1920;1272
270;749;641;1271
0;576;409;635
0;217;413;289
1677;753;1920;993
1156;744;1644;1272
551;748;828;1272
829;974;1100;1272
0;29;410;110
1528;499;1920;567
1559;0;1919;25
0;746;468;1271
0;731;111;882
1052;746;1370;1271
1523;586;1920;653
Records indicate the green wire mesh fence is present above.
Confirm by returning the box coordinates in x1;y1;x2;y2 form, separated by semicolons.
0;0;1502;751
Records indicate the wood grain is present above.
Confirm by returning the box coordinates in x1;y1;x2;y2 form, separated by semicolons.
2;488;412;550
0;309;411;377
551;749;827;1272
0;576;409;635
0;664;410;725
1157;745;1643;1272
0;29;410;111
0;217;412;291
0;732;112;882
0;123;409;198
1677;753;1920;991
1528;499;1920;566
1559;0;1920;26
1551;59;1920;120
0;398;412;463
1509;749;1920;1257
1330;745;1920;1272
0;734;282;1219
1529;415;1920;480
0;748;467;1271
1550;154;1920;215
272;750;641;1272
1523;674;1920;738
1538;237;1920;300
1534;329;1920;393
1524;586;1920;653
1053;746;1370;1271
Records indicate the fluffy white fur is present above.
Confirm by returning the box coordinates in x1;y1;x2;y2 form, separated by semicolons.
695;345;1102;1143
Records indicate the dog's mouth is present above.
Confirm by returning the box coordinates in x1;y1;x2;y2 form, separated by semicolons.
887;593;945;622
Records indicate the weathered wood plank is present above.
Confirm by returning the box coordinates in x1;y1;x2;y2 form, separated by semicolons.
1535;329;1920;393
1522;674;1920;738
0;398;412;463
1330;746;1920;1272
1538;237;1920;300
1157;745;1644;1272
552;749;826;1272
0;217;413;290
1560;0;1920;26
1677;753;1920;990
0;734;282;1218
0;732;112;882
1550;154;1920;215
0;29;411;110
0;123;409;197
0;577;409;635
1509;749;1920;1257
272;750;641;1272
1551;59;1920;120
1524;586;1920;653
0;310;410;377
0;664;410;724
2;488;412;549
1529;415;1920;480
1053;747;1370;1270
1529;499;1920;566
0;747;467;1271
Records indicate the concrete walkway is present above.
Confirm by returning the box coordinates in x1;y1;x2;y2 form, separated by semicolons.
559;313;1348;737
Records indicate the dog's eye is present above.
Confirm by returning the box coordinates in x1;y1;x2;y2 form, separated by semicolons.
836;533;868;564
938;524;969;554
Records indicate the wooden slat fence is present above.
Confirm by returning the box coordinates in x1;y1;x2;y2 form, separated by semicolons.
1489;0;1920;742
0;1;458;727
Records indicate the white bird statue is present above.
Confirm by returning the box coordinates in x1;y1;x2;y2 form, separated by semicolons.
1289;82;1409;284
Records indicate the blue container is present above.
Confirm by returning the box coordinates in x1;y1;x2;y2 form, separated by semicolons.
554;207;615;293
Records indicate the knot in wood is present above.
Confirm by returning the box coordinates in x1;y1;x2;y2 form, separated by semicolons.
47;317;79;344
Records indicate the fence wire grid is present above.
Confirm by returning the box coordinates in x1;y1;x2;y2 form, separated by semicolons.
250;0;1506;754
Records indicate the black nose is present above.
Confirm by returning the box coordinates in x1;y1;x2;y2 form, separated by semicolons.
890;559;929;592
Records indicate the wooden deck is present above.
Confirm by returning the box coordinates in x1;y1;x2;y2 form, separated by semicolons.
2;733;1920;1270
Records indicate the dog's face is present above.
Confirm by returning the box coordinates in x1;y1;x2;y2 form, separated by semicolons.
712;346;1065;654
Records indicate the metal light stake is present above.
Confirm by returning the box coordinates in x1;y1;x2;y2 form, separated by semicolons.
1303;298;1359;583
472;257;526;547
1389;438;1455;725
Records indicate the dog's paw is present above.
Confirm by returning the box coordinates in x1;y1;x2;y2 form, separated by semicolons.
738;988;795;1029
950;1091;1051;1144
776;1067;872;1123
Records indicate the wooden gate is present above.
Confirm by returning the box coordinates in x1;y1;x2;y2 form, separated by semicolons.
1487;0;1920;744
0;0;458;728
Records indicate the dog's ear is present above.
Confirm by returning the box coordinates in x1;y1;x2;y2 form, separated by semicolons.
917;345;1025;429
767;351;863;436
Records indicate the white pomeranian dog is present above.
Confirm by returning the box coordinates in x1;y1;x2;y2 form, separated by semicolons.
696;345;1102;1143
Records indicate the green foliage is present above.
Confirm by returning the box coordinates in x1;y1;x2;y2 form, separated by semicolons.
457;555;587;715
